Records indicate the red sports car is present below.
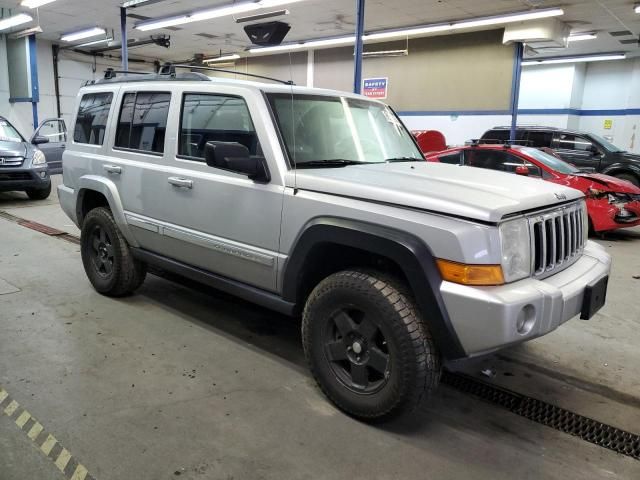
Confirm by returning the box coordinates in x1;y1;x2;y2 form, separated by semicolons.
424;144;640;233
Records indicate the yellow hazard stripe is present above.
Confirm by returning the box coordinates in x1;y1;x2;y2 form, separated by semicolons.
1;385;95;480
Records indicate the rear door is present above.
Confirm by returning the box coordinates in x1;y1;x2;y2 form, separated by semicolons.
552;132;603;170
32;119;67;174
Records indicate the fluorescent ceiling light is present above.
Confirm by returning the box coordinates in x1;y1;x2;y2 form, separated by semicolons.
522;53;626;66
0;13;33;31
122;0;167;7
567;33;597;42
249;35;355;53
75;36;114;48
203;54;241;63
362;49;408;58
21;0;57;7
61;27;106;42
8;25;43;38
250;8;564;53
236;9;289;23
135;0;303;31
635;5;640;14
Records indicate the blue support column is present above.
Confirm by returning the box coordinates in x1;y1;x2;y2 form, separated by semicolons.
509;42;524;143
28;34;39;129
353;0;365;94
120;7;128;71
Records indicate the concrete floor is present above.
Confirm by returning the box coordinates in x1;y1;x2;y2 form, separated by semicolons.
1;176;639;479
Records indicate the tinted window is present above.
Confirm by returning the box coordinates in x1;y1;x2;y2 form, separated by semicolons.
553;133;593;152
438;152;461;164
481;129;525;143
73;92;113;145
179;94;258;160
463;149;535;175
527;131;553;148
115;92;170;153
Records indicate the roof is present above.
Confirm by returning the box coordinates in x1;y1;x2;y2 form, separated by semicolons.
81;72;381;103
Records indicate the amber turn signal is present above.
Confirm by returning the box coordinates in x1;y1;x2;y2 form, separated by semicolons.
436;259;505;286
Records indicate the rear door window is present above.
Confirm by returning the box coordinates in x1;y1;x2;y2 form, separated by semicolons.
115;92;171;154
178;93;258;160
526;131;553;148
73;92;113;145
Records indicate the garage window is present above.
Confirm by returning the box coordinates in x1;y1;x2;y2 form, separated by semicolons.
115;92;171;154
178;94;259;161
73;92;113;145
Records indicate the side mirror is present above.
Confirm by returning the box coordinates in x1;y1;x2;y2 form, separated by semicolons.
515;165;529;176
31;135;49;145
204;141;269;182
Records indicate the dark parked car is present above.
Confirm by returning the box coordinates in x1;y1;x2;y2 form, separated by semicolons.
481;126;640;186
0;116;52;200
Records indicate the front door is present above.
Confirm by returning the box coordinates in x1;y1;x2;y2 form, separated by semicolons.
552;132;602;171
32;119;67;174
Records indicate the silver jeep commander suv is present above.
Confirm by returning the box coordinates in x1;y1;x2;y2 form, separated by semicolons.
58;69;611;420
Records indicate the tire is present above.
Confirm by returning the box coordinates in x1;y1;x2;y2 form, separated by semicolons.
80;207;146;297
614;173;639;187
302;270;441;421
25;182;51;200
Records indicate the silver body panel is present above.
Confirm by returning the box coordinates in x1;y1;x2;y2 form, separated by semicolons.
59;77;611;359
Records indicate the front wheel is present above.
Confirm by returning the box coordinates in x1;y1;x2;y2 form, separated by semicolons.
80;207;146;297
302;270;441;421
25;182;51;200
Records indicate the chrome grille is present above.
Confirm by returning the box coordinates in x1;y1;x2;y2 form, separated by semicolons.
529;202;585;277
0;157;24;167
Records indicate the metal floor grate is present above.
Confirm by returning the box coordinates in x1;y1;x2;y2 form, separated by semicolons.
442;371;640;460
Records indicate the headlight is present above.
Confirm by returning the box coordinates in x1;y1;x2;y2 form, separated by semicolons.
32;149;46;166
499;218;531;282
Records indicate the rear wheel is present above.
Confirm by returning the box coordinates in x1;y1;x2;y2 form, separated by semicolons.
25;182;51;200
614;173;639;187
302;270;440;421
80;207;146;296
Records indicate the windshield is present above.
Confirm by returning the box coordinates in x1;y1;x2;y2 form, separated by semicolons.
266;93;422;166
520;147;581;174
587;133;625;153
0;119;24;143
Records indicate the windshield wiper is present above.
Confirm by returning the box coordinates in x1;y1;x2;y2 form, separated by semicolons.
295;159;369;168
385;157;423;163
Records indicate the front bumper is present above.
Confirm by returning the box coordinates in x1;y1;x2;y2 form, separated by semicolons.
57;184;79;226
441;241;611;357
0;166;49;192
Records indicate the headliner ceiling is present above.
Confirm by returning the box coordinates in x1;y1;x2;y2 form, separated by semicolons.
0;0;639;61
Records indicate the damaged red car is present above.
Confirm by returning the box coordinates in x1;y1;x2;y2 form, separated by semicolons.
424;144;640;233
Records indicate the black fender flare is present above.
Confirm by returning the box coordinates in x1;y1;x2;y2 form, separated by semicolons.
601;162;640;181
282;217;466;360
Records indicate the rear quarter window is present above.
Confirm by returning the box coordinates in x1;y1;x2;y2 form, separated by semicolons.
73;92;113;145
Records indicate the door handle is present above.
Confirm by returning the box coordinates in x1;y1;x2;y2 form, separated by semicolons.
168;177;193;189
103;165;122;174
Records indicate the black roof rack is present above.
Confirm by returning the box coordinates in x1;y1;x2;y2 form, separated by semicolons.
467;138;532;148
161;63;295;85
88;63;295;86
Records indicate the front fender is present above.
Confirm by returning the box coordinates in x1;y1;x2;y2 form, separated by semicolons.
77;175;139;247
282;217;466;360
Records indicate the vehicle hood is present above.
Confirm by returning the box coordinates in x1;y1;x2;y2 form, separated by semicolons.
287;162;584;223
0;140;27;157
569;173;640;194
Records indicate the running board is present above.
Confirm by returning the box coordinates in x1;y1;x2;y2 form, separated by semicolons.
131;248;296;316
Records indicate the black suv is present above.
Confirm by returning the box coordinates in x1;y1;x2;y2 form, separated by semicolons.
481;126;640;186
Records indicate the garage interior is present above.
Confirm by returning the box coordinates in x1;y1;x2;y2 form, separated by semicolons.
1;1;640;479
